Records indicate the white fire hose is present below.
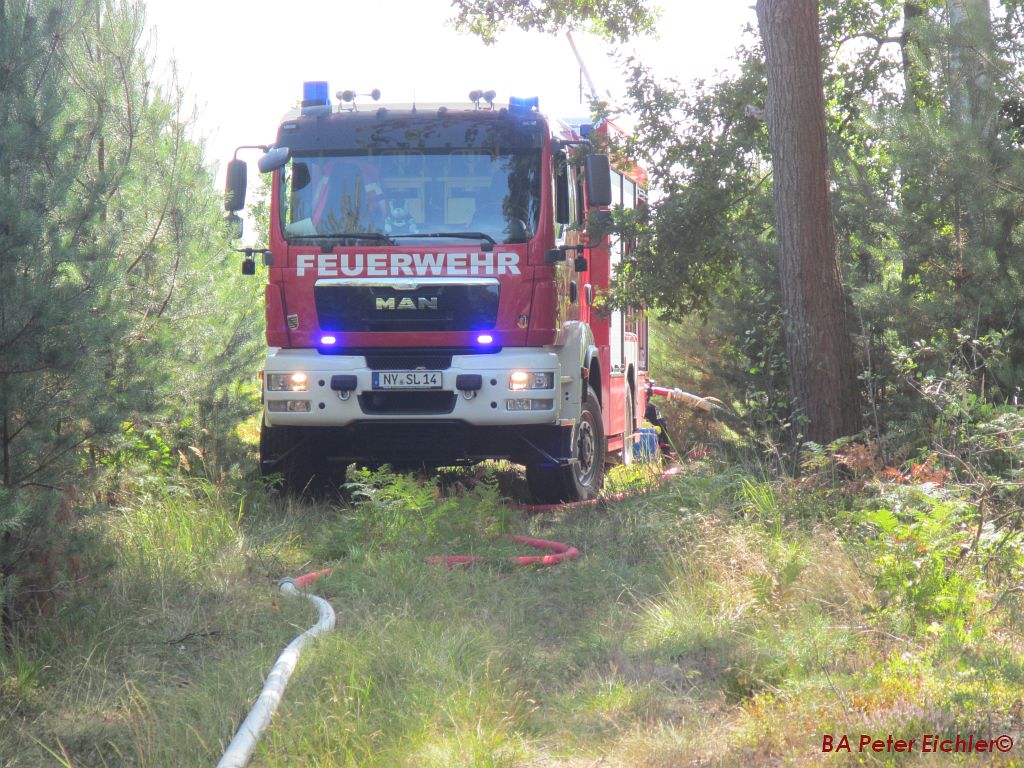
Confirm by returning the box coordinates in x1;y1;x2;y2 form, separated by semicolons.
216;570;335;768
649;385;727;414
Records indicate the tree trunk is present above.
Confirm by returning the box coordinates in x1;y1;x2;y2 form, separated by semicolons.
901;0;928;114
900;0;929;289
755;0;862;444
948;0;997;138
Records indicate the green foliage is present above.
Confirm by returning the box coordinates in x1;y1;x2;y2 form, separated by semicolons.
606;52;774;322
739;477;782;537
450;0;659;45
324;466;514;558
110;475;245;584
103;422;176;474
0;0;262;622
0;0;130;490
891;329;1024;476
851;488;984;636
612;0;1024;454
0;449;1022;765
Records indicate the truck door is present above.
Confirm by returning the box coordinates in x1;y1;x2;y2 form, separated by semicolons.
553;150;581;324
609;173;623;374
602;171;626;440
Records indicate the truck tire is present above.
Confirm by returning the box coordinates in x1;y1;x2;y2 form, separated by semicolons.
527;386;605;504
260;423;345;497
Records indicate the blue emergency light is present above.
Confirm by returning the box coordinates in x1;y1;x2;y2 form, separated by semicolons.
579;123;593;137
508;96;539;113
302;81;330;107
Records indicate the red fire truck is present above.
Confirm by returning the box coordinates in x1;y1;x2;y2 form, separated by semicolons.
225;83;650;502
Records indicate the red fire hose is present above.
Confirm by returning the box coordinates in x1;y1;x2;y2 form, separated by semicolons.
291;567;333;588
219;460;694;766
431;467;682;567
426;535;580;567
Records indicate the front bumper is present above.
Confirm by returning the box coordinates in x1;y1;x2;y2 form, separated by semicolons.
263;347;573;428
261;421;576;467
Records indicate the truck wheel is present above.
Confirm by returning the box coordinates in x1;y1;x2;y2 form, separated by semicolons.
260;423;345;497
527;386;605;504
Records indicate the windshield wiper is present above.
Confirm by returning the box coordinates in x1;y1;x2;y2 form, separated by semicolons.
391;231;498;249
298;232;396;244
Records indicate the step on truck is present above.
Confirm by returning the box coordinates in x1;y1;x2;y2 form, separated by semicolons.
226;83;651;502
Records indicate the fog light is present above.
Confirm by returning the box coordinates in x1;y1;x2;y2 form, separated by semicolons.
506;398;554;411
267;400;312;413
267;372;309;392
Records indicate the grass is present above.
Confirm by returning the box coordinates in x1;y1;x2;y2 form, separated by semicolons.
2;460;1023;766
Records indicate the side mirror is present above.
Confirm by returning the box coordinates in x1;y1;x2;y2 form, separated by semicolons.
225;159;247;212
225;213;243;240
544;247;565;264
585;154;612;208
258;146;291;174
573;255;588;272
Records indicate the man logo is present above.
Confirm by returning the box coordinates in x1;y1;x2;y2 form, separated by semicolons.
375;296;439;311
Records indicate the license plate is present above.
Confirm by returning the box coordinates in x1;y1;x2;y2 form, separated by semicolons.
372;370;443;390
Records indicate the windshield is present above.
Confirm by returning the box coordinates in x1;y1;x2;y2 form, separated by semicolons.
280;150;542;246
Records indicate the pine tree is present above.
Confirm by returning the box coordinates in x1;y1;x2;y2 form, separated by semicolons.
0;0;143;619
756;0;862;443
0;0;263;622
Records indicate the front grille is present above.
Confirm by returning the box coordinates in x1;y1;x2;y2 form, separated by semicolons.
364;353;453;370
357;391;457;416
315;281;499;333
318;346;500;358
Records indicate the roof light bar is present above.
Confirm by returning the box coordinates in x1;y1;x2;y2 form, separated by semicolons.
508;96;539;113
302;81;330;107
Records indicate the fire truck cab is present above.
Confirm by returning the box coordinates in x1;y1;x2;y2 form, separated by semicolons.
226;83;650;502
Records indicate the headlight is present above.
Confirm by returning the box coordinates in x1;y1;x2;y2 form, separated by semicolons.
509;371;554;391
266;372;309;392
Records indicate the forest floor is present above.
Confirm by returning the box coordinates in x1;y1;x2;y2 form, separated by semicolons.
1;457;1023;767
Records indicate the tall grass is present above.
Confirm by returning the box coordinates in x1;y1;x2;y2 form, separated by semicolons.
3;460;1024;767
110;478;246;582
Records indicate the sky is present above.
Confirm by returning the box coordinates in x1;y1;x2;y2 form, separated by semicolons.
141;0;757;185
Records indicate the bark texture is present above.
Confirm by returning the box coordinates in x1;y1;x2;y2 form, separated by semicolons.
947;0;997;137
901;0;929;113
756;0;862;443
